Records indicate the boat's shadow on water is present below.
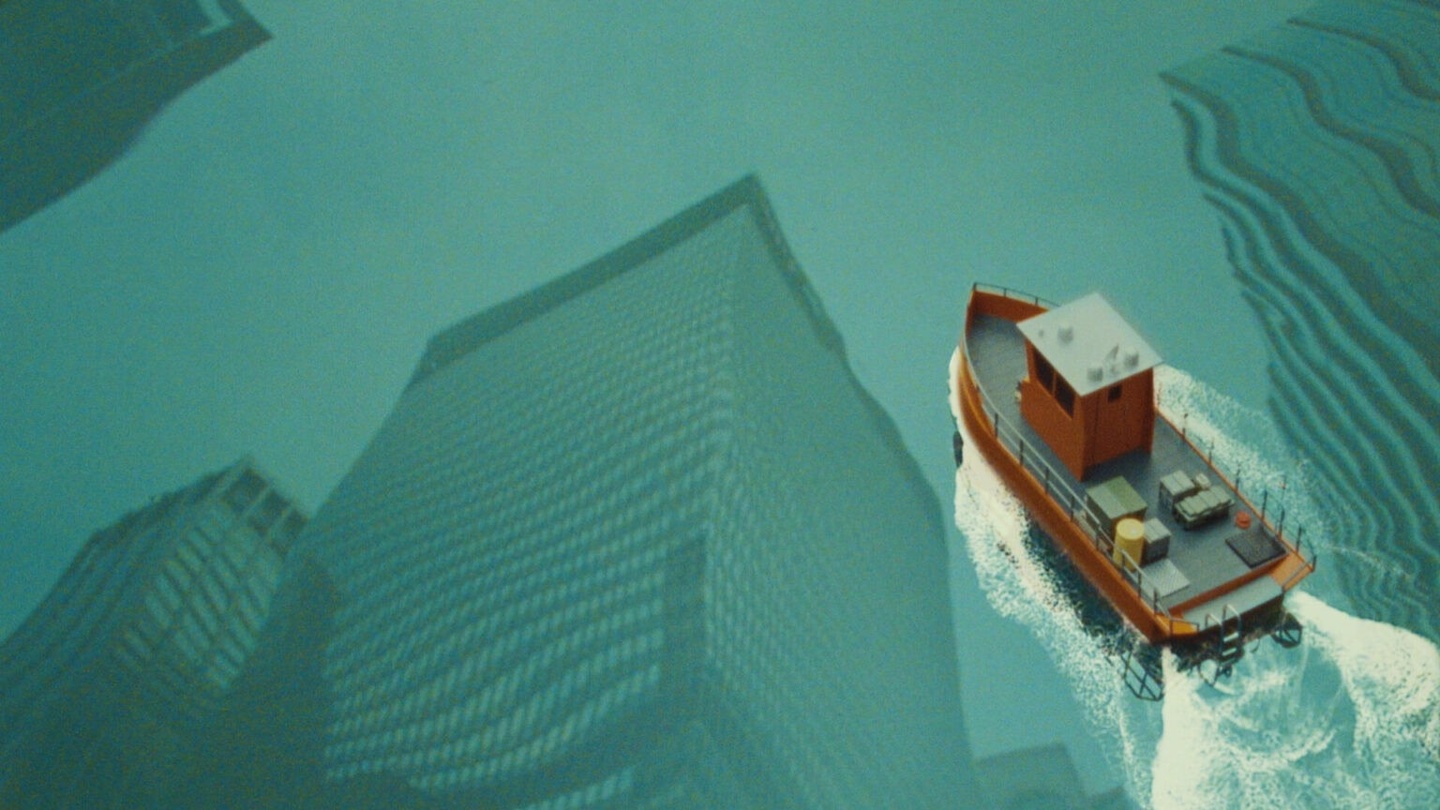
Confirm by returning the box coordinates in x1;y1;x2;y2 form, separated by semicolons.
952;444;1173;805
1014;519;1305;703
1009;521;1167;700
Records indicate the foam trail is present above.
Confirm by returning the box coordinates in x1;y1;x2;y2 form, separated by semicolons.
949;352;1440;808
1151;593;1440;809
948;350;1161;805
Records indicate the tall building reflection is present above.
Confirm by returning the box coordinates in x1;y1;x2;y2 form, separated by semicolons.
0;0;269;233
1162;0;1440;643
0;458;305;807
190;176;978;808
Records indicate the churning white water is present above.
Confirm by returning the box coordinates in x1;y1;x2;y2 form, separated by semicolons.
948;351;1440;808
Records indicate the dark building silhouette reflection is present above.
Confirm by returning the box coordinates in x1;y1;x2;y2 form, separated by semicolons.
1162;0;1440;643
0;458;305;807
0;0;269;234
184;557;467;809
183;177;979;808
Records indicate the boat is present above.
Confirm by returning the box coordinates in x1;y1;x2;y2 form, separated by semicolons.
952;284;1317;691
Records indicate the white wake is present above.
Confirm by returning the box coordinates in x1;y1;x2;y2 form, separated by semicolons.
949;353;1440;808
1150;590;1440;809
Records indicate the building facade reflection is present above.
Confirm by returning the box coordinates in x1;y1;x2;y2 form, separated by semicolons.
0;0;269;233
1163;0;1440;644
0;458;304;807
196;177;977;808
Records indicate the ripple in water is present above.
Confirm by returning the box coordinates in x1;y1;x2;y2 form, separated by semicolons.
948;353;1440;808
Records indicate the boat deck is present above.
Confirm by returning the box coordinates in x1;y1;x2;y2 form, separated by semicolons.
968;311;1285;619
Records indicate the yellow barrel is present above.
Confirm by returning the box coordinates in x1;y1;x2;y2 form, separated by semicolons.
1113;517;1145;571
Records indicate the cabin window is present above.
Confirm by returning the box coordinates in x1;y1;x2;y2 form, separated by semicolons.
1108;384;1122;402
1034;353;1055;392
1055;377;1075;416
1031;349;1075;417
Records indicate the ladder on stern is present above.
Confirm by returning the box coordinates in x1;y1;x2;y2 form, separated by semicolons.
1201;605;1244;685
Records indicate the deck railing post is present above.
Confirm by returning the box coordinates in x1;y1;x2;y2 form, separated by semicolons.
1296;524;1304;556
1043;466;1050;496
1278;505;1286;539
1260;489;1268;524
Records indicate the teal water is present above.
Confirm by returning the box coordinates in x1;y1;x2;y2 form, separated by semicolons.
3;1;1438;807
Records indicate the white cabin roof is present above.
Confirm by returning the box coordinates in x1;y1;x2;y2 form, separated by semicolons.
1016;292;1161;397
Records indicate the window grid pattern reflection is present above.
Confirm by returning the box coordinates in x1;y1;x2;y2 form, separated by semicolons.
302;216;734;794
277;180;970;807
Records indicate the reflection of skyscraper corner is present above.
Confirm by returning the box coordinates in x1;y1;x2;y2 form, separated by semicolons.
219;176;979;807
0;0;271;233
0;456;305;807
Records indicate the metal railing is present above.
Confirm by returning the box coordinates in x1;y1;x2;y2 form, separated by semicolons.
971;281;1058;310
962;283;1321;637
1167;414;1320;586
962;285;1193;635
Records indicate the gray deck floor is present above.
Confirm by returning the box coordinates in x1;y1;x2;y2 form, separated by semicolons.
968;313;1274;614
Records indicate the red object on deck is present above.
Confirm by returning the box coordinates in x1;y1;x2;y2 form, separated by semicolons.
1236;511;1252;530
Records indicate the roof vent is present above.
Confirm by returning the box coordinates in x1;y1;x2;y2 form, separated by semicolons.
1087;364;1103;382
1058;323;1074;343
1123;346;1140;369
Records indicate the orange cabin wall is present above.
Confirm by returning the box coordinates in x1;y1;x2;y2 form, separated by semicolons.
1021;350;1157;482
1019;376;1086;479
1081;370;1155;474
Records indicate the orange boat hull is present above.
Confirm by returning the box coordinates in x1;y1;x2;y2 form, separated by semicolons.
957;343;1193;643
955;286;1320;647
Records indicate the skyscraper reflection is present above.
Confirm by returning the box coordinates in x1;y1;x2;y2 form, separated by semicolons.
1163;0;1440;644
0;458;304;807
0;0;269;233
194;177;977;808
